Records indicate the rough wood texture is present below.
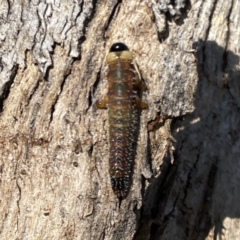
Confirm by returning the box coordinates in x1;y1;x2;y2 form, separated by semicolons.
0;0;239;239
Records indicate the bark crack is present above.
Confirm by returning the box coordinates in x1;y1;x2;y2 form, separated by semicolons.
183;150;200;204
188;158;219;239
202;0;217;79
16;178;22;232
104;0;122;34
86;68;101;112
80;0;98;43
0;64;18;112
204;0;218;42
26;79;40;106
49;60;72;124
222;0;233;74
5;0;11;18
36;3;48;49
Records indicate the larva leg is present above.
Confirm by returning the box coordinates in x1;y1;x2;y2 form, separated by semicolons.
132;60;141;80
137;81;147;91
96;95;108;109
132;60;147;91
136;96;148;109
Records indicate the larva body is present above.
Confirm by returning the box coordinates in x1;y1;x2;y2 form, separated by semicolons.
97;43;148;199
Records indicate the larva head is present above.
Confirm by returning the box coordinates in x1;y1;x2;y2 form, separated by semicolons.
106;42;133;64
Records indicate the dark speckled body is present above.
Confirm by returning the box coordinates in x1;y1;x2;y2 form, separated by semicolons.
96;43;147;199
108;60;139;198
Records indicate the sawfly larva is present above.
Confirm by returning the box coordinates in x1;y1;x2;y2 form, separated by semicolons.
96;42;148;199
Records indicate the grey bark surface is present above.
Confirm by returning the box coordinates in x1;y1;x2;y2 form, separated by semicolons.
0;0;239;239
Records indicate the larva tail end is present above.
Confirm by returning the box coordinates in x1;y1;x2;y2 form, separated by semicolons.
111;176;130;200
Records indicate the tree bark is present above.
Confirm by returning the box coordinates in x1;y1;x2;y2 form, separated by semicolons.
0;0;239;239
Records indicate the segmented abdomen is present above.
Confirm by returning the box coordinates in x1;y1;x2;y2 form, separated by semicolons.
108;61;138;199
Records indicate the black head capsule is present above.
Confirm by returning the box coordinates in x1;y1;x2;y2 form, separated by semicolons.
110;43;129;52
106;43;132;65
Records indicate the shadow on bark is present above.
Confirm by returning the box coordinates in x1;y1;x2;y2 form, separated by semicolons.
135;40;240;240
